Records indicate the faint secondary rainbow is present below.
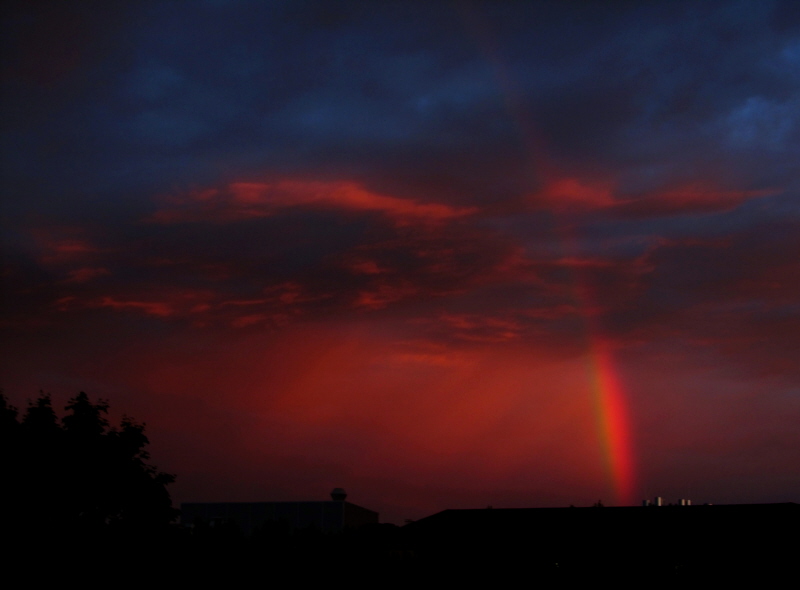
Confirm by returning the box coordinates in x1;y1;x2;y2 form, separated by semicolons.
464;5;637;504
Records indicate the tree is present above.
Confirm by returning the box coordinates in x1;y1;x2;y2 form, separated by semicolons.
1;391;177;539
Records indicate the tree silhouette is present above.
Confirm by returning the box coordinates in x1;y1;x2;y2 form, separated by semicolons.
1;391;177;540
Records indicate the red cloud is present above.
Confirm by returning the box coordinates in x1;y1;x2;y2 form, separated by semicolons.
63;267;110;283
610;185;775;218
150;180;477;226
261;281;329;306
438;313;523;343
354;281;419;310
535;177;615;212
348;260;387;275
54;281;327;328
79;290;220;320
97;297;173;317
531;176;775;218
34;235;100;266
230;313;269;328
52;239;94;255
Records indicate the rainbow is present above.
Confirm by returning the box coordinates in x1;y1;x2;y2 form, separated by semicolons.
554;228;638;506
462;5;637;505
586;332;636;506
567;239;637;506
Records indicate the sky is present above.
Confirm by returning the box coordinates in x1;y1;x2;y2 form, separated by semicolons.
2;0;799;524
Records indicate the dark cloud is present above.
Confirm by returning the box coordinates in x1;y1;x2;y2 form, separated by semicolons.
3;0;799;516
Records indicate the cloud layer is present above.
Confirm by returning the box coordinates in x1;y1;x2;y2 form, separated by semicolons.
2;0;799;521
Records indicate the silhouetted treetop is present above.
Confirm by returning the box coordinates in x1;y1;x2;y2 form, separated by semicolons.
63;391;109;438
1;391;177;539
22;393;60;434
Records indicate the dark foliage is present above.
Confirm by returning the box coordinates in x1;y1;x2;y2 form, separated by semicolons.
1;391;177;542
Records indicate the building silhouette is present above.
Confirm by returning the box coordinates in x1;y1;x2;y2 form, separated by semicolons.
181;488;378;536
402;501;798;579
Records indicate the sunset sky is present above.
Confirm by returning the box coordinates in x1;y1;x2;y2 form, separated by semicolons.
2;1;799;524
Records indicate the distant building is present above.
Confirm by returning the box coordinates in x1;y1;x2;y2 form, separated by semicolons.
181;488;378;535
402;502;799;576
